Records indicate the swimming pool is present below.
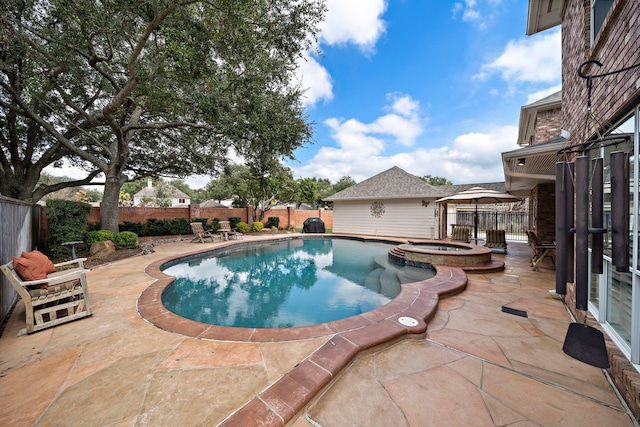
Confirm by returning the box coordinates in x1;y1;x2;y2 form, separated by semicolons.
161;237;436;328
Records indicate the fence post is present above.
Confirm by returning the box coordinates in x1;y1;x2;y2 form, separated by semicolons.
287;206;294;229
190;203;200;222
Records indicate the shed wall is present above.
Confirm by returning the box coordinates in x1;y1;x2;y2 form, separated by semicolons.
332;199;438;238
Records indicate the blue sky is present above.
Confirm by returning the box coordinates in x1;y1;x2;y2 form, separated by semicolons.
285;0;561;185
47;0;561;189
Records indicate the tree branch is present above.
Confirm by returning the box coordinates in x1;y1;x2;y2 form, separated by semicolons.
0;81;107;168
33;169;103;201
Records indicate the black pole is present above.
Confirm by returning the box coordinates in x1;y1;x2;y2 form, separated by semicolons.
566;162;575;283
474;202;478;241
575;156;589;310
611;151;629;271
555;162;568;295
591;158;604;274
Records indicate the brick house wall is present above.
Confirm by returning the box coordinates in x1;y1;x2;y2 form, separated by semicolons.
534;107;562;144
562;0;640;142
561;0;640;421
530;183;555;242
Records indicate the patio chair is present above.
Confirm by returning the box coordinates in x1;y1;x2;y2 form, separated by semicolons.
1;253;92;336
190;222;219;243
484;229;507;253
219;221;243;240
527;230;556;270
451;225;470;243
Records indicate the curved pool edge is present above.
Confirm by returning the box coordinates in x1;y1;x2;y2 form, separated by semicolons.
137;235;469;426
137;235;468;342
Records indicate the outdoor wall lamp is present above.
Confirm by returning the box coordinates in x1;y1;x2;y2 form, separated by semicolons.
517;158;526;166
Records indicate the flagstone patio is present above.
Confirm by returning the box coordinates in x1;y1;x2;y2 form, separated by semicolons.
0;236;634;426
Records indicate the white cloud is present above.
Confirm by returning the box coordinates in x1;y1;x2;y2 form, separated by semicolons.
322;93;423;154
453;0;479;18
297;53;333;107
477;29;561;85
293;94;519;184
295;0;387;107
184;174;211;189
319;0;387;50
452;0;499;29
388;94;420;117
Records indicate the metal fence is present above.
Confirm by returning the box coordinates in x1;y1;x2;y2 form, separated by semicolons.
446;211;529;241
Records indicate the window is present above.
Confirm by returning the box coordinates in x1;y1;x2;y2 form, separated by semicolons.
591;0;614;45
179;198;186;204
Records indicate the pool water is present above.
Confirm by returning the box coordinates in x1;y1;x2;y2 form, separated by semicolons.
162;238;435;328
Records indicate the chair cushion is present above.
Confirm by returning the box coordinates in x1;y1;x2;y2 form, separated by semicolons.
22;250;56;274
12;256;48;288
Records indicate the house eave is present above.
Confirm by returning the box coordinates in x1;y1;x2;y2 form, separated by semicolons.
324;195;445;202
502;138;568;196
517;91;562;147
526;0;563;36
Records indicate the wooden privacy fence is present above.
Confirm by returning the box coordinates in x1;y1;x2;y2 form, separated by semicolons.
0;196;41;328
447;211;529;241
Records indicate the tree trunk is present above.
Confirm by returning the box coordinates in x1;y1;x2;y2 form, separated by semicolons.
101;175;123;233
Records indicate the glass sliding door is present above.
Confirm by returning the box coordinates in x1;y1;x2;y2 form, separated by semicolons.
595;113;636;354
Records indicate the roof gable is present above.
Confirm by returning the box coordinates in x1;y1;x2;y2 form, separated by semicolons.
436;182;507;196
324;166;445;201
134;185;189;199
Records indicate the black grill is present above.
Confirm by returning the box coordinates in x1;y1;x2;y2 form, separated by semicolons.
302;217;325;233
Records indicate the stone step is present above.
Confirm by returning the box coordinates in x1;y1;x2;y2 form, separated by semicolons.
363;267;383;293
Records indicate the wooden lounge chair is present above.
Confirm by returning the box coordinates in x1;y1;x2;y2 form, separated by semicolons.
485;229;507;253
451;226;470;243
190;222;219;243
1;257;92;336
527;230;556;270
219;221;243;240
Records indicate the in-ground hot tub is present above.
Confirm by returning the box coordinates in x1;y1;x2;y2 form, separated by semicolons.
396;240;493;268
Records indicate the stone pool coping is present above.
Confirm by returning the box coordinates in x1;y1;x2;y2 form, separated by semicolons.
138;236;466;341
137;235;468;426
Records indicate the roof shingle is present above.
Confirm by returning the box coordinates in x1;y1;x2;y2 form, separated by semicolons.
324;166;446;201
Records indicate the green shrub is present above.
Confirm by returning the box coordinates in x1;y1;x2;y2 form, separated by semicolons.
145;218;191;236
210;218;220;232
252;221;264;232
120;221;146;236
167;218;191;235
114;231;139;249
86;230;117;245
236;222;249;233
267;217;280;229
44;199;91;259
146;218;168;236
228;216;241;229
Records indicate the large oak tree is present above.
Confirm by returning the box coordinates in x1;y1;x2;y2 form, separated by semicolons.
1;0;324;231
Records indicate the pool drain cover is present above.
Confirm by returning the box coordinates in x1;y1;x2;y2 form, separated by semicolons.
398;316;419;327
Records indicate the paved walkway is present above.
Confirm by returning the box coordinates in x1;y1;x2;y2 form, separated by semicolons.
0;237;635;426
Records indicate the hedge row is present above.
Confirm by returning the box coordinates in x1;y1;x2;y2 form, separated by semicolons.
113;216;243;236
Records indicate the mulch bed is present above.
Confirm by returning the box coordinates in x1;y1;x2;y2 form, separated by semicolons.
72;235;189;268
71;229;293;268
